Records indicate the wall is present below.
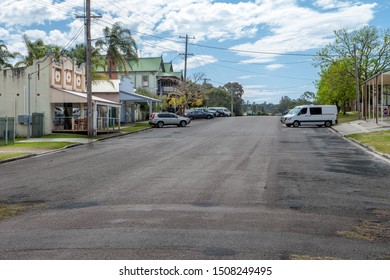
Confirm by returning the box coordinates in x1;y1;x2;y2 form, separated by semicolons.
0;55;86;137
0;56;52;137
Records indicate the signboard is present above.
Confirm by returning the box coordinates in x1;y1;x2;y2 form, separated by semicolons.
384;106;389;116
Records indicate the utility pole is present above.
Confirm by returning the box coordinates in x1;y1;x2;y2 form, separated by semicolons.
354;44;361;120
179;34;194;114
85;0;94;137
179;34;194;86
77;0;101;137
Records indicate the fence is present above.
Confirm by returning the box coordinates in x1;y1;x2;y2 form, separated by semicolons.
0;117;15;146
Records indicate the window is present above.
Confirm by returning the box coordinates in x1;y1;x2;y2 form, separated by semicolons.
142;75;149;87
310;107;322;115
298;108;307;115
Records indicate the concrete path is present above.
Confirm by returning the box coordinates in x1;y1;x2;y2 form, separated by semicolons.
332;118;390;136
18;138;95;144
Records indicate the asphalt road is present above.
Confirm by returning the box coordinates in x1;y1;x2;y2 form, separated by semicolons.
0;116;389;259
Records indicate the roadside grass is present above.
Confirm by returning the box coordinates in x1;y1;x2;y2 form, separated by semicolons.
338;220;390;241
1;141;74;151
347;130;390;154
0;202;44;221
0;152;31;161
338;209;390;241
338;111;357;123
120;123;151;133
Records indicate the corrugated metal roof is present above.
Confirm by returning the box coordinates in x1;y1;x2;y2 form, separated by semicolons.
129;57;164;72
157;71;182;79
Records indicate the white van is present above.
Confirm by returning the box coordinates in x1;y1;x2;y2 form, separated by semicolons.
208;107;231;116
281;105;338;127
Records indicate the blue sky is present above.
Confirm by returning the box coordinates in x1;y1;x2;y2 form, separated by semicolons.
1;0;389;104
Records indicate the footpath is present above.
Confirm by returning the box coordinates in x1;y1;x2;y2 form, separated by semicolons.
331;118;390;136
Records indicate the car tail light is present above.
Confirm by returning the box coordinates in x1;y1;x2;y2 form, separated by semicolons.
150;113;156;119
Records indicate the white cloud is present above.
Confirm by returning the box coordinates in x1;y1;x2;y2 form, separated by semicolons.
0;0;380;92
239;75;258;80
0;0;70;27
173;55;218;72
266;64;286;71
314;0;352;9
232;0;377;64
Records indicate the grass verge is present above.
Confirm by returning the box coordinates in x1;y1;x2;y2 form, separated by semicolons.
120;123;151;133
0;152;31;161
1;142;74;150
338;111;357;123
347;130;390;154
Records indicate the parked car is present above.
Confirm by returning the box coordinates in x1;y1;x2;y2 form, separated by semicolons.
209;107;231;116
184;110;214;120
212;109;229;117
149;112;191;128
206;108;219;116
192;108;218;117
280;105;338;127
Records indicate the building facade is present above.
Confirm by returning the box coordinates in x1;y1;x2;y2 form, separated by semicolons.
98;56;183;97
0;54;120;137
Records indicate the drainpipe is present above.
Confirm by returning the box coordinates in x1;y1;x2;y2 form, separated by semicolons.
27;73;31;138
13;99;16;141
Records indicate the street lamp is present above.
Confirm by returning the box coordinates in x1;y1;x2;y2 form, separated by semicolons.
231;89;234;116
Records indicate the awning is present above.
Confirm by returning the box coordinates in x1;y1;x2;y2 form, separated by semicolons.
51;88;121;108
120;90;162;103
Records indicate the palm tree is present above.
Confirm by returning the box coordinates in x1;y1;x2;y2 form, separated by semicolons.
95;23;138;78
15;35;61;67
67;44;111;83
0;40;16;69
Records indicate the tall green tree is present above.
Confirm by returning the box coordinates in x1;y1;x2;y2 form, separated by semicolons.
95;22;138;78
205;87;231;108
316;59;355;114
223;82;244;116
278;96;295;113
15;34;61;67
315;26;390;83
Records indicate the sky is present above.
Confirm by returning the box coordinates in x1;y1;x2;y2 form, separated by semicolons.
1;0;389;104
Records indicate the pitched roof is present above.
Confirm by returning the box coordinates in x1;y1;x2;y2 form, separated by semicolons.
164;62;173;72
157;71;183;80
129;57;164;72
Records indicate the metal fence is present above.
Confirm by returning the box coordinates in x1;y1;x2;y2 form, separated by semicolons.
0;117;15;146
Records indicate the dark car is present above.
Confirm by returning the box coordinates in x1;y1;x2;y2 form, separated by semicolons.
184;110;214;120
213;109;228;117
